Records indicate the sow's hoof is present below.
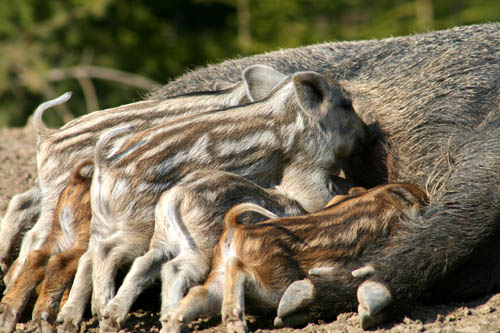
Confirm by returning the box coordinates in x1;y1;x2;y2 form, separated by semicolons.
274;279;315;328
357;281;392;330
277;279;315;320
274;311;310;329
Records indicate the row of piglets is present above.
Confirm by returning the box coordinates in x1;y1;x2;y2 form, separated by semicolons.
0;64;423;333
0;64;281;332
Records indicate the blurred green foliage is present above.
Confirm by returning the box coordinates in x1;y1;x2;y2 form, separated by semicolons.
0;0;498;127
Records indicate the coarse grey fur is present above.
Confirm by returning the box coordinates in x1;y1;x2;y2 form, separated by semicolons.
151;23;500;328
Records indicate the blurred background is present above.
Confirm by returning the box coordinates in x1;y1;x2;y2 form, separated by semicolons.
0;0;499;128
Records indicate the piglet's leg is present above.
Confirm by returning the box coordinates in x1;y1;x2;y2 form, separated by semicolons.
6;199;57;289
91;230;149;319
55;248;93;333
157;169;307;332
33;246;87;333
159;251;211;332
0;188;41;279
222;257;248;333
99;246;167;332
0;248;49;333
163;279;223;333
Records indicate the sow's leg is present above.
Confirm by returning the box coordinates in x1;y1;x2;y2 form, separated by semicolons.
277;126;500;329
356;128;500;329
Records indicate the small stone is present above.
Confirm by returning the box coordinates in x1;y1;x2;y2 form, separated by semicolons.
436;314;444;322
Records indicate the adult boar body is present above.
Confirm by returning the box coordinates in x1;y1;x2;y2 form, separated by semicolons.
152;23;500;322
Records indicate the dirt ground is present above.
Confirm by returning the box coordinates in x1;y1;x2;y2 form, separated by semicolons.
1;125;500;333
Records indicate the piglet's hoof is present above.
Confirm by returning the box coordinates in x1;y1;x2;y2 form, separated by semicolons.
0;259;7;275
277;278;315;319
39;317;55;333
55;321;77;333
223;308;247;333
160;313;184;333
55;318;78;333
55;315;79;333
35;311;55;333
226;319;248;333
0;303;17;333
357;281;392;330
98;314;120;333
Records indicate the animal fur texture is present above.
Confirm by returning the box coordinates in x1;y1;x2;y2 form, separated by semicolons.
164;183;427;333
0;73;256;286
0;160;92;333
149;23;500;328
85;68;367;332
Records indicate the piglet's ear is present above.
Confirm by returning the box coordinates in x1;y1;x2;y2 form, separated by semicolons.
348;186;367;196
375;185;427;212
243;64;286;102
213;81;237;90
292;72;330;117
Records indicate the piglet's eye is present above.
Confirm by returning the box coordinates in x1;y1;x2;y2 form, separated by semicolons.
341;98;353;110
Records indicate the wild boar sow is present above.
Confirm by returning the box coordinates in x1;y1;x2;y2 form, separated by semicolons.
153;23;500;329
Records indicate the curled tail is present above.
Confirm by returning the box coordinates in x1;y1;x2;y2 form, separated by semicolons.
94;126;133;171
224;202;280;232
32;92;72;137
69;159;94;184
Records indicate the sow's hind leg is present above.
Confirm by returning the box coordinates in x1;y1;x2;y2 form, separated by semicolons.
295;129;500;330
354;129;500;329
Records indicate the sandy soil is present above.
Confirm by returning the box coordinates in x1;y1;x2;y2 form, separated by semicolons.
1;126;500;333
